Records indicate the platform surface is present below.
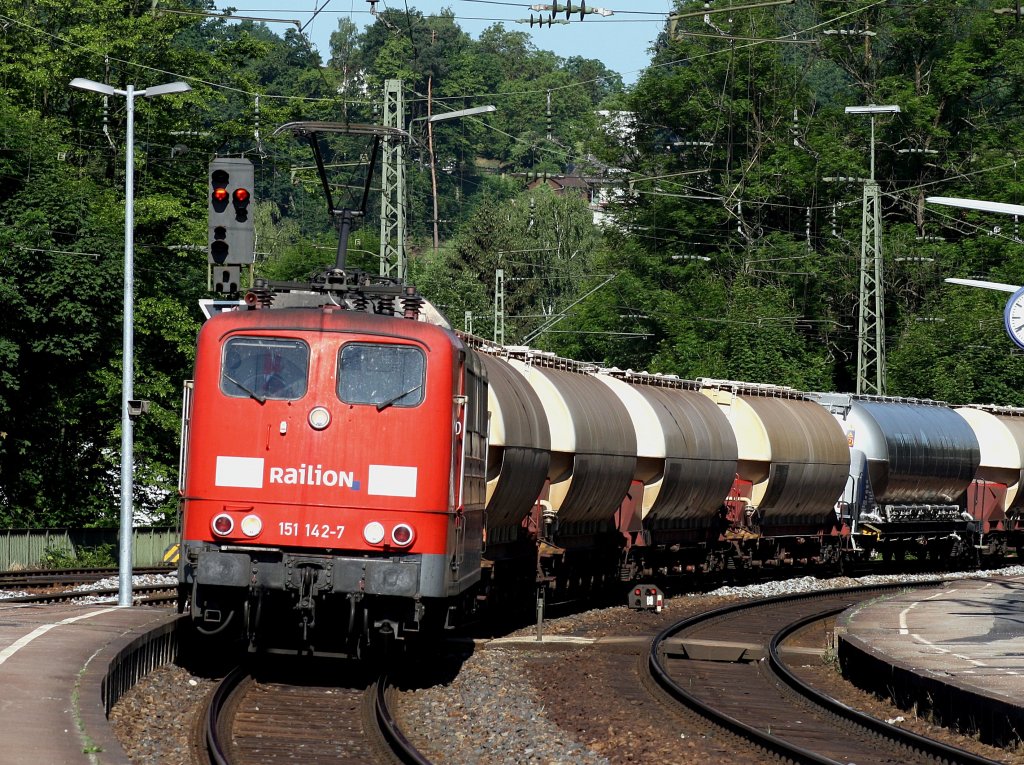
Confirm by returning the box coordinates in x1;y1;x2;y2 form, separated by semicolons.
0;601;177;765
838;576;1024;703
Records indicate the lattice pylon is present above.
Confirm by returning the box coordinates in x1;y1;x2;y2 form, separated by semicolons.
856;180;886;395
378;79;406;282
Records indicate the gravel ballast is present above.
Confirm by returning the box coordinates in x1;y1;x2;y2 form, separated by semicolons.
105;566;1024;764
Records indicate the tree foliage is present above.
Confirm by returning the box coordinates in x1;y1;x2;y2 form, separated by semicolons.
4;0;1024;528
612;0;1024;400
0;1;623;525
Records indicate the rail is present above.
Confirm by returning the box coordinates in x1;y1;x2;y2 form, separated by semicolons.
649;582;1003;764
204;667;433;765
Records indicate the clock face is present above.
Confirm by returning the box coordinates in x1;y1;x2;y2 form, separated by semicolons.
1004;286;1024;350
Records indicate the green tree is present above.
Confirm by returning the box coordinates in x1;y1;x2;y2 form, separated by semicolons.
0;1;316;525
413;186;601;342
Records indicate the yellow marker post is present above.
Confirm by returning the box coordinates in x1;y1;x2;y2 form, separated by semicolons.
163;543;180;565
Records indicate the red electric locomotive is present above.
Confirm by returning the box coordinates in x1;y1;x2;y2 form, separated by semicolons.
177;281;488;654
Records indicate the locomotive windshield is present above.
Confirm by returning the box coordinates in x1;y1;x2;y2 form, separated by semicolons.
221;337;309;401
338;343;425;409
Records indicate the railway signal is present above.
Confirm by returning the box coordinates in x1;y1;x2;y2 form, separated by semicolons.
629;584;664;612
208;157;255;294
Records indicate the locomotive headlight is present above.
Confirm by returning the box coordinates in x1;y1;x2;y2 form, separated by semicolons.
240;514;263;537
391;523;414;547
308;406;331;430
363;521;386;545
212;513;234;536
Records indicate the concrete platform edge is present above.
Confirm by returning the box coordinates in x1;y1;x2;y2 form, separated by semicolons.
837;629;1024;748
78;611;186;764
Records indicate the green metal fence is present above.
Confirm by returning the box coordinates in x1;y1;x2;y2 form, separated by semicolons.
0;528;178;570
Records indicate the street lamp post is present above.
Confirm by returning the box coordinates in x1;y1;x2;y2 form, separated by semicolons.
70;77;191;607
418;105;496;252
378;79;495;279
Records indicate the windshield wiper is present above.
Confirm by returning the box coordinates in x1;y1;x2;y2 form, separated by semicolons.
376;384;421;412
224;373;266;405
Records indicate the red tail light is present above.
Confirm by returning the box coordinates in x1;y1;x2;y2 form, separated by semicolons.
212;513;234;536
391;523;414;547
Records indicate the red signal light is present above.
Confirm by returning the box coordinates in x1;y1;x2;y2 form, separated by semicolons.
233;188;250;204
212;187;229;203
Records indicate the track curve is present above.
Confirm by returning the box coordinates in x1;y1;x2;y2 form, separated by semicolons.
649;584;1004;764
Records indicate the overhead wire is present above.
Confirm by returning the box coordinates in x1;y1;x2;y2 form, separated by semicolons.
1;0;868;130
8;1;1020;263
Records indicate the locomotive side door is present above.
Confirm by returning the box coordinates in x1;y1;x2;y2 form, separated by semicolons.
449;352;487;592
179;380;194;494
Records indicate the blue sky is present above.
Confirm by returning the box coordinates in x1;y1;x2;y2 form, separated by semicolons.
214;2;674;85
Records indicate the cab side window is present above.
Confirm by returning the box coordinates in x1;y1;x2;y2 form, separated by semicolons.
338;343;425;408
221;337;309;401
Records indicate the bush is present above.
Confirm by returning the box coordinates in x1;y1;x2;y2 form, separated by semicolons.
40;543;117;569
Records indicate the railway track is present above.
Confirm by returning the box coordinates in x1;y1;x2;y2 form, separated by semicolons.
202;661;430;765
0;583;177;606
0;566;178;605
649;583;1004;764
0;566;172;589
